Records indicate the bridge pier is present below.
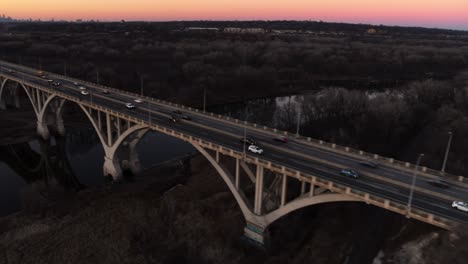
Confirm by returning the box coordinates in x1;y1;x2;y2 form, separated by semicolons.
56;116;66;136
36;120;50;140
14;92;20;108
243;221;268;247
103;156;123;181
128;151;142;175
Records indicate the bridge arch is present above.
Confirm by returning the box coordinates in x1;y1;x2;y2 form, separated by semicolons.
0;77;37;114
189;144;365;245
263;193;362;225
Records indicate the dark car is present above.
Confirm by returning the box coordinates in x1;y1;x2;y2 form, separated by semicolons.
173;110;182;115
102;90;110;94
169;116;179;123
181;115;192;120
52;82;61;86
358;160;378;168
340;169;359;179
273;136;288;143
240;138;258;146
427;178;450;188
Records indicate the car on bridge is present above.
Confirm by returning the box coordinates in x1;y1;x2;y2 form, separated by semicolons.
248;145;263;154
79;86;86;90
358;160;378;168
134;98;143;103
7;69;15;73
102;90;110;94
73;82;79;86
273;136;288;143
240;138;258;146
173;110;182;115
181;114;192;121
169;116;179;122
80;91;89;96
427;178;450;188
52;82;61;86
340;169;359;179
452;201;468;212
125;103;135;109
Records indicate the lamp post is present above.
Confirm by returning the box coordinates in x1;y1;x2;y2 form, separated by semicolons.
96;69;100;85
407;153;424;216
441;131;452;173
242;106;253;160
203;87;206;113
296;107;301;136
140;75;144;97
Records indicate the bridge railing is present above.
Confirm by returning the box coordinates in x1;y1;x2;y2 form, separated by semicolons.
1;59;465;185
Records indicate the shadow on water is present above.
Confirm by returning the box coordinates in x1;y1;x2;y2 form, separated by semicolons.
0;125;195;216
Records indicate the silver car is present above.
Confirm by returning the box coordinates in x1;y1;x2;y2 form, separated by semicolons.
452;201;468;212
248;145;263;154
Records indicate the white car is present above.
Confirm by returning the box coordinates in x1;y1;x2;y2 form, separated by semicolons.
125;103;136;109
80;91;89;95
79;86;86;90
452;201;468;212
73;82;79;86
248;145;264;154
134;98;143;103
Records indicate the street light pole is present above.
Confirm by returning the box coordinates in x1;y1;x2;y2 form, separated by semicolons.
203;87;206;113
407;153;424;216
96;69;100;85
140;75;144;97
243;106;249;159
441;131;453;173
296;107;301;136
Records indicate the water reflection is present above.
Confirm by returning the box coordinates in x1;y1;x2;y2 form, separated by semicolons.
0;125;195;216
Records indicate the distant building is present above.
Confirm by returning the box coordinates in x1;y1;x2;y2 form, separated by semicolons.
185;27;219;32
367;28;377;34
271;29;298;34
224;27;265;34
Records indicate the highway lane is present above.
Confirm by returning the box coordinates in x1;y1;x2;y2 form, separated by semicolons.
2;62;468;224
4;63;468;198
65;78;468;201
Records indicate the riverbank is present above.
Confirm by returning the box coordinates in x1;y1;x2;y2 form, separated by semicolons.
1;154;466;264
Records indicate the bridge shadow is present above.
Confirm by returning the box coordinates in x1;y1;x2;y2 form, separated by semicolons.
0;135;84;209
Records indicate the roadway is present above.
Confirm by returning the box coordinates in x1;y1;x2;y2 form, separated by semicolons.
1;61;467;225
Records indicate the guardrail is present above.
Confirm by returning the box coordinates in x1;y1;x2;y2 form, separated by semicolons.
0;59;465;185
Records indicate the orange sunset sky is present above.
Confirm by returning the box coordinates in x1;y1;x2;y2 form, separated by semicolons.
2;0;468;30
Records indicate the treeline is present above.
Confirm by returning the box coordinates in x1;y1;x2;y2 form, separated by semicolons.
1;22;467;106
268;76;468;175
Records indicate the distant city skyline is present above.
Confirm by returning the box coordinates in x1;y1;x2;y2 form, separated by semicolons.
2;0;468;30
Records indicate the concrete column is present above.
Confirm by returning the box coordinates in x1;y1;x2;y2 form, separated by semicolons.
281;174;287;206
36;120;50;140
106;113;112;146
56;116;65;136
254;166;264;215
128;148;142;175
103;155;123;181
215;151;220;162
301;181;306;195
14;93;20;108
309;184;315;197
0;98;5;110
